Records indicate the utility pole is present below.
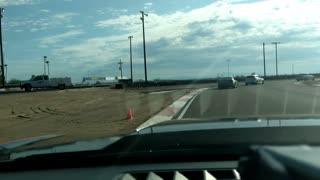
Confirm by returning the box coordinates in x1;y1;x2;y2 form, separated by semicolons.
227;59;230;77
263;42;266;78
128;36;133;83
46;61;50;76
43;56;47;75
140;11;148;83
0;8;5;87
271;42;280;76
118;59;123;79
4;64;7;82
292;64;294;75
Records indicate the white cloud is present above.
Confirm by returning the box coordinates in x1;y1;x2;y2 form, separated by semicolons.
40;9;50;13
52;35;127;66
66;25;77;29
8;12;80;32
51;0;320;79
52;12;79;21
96;8;128;16
96;15;140;30
30;28;38;32
144;2;153;10
0;0;36;6
96;0;320;49
39;30;84;46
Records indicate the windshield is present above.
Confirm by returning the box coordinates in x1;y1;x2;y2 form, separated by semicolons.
0;0;320;151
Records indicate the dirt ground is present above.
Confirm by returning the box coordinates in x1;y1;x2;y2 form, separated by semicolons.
0;86;193;147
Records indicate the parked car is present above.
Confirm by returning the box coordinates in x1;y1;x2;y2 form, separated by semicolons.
20;75;72;92
296;74;315;81
218;77;238;89
245;75;264;85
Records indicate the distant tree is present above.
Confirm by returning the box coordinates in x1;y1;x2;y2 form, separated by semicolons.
8;79;22;84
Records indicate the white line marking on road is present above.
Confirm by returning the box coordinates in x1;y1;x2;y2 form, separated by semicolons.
177;89;207;119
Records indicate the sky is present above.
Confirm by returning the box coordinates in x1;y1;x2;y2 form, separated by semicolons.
1;0;320;83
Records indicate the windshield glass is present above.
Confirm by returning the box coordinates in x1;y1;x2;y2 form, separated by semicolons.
0;0;320;151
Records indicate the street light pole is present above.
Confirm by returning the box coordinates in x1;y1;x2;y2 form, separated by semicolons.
140;11;148;83
292;64;294;75
4;64;7;82
227;60;230;77
118;59;123;79
128;36;133;83
46;61;50;76
263;42;266;78
271;42;280;76
0;8;5;87
43;56;47;75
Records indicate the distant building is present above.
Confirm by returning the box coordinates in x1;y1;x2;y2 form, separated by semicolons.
115;76;129;80
81;76;129;86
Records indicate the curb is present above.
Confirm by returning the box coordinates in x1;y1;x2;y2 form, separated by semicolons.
136;88;207;131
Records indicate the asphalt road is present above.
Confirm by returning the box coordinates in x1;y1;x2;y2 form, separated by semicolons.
181;80;320;119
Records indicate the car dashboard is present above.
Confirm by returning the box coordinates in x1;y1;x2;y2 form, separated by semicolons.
0;161;239;180
1;125;320;180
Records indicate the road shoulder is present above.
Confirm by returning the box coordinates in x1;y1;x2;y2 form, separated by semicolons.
136;88;208;131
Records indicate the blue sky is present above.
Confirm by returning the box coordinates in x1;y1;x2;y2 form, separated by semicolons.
1;0;320;83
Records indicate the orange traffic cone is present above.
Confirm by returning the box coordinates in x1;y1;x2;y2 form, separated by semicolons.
127;109;133;121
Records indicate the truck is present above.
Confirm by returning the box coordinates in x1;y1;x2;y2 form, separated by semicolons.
20;75;72;92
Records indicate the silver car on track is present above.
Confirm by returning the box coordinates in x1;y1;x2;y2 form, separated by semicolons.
245;75;264;85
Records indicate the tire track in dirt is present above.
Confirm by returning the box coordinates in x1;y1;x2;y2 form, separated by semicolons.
30;107;40;114
37;107;59;115
28;105;77;116
45;106;78;116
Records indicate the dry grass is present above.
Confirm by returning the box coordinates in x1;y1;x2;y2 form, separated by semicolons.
0;87;188;147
